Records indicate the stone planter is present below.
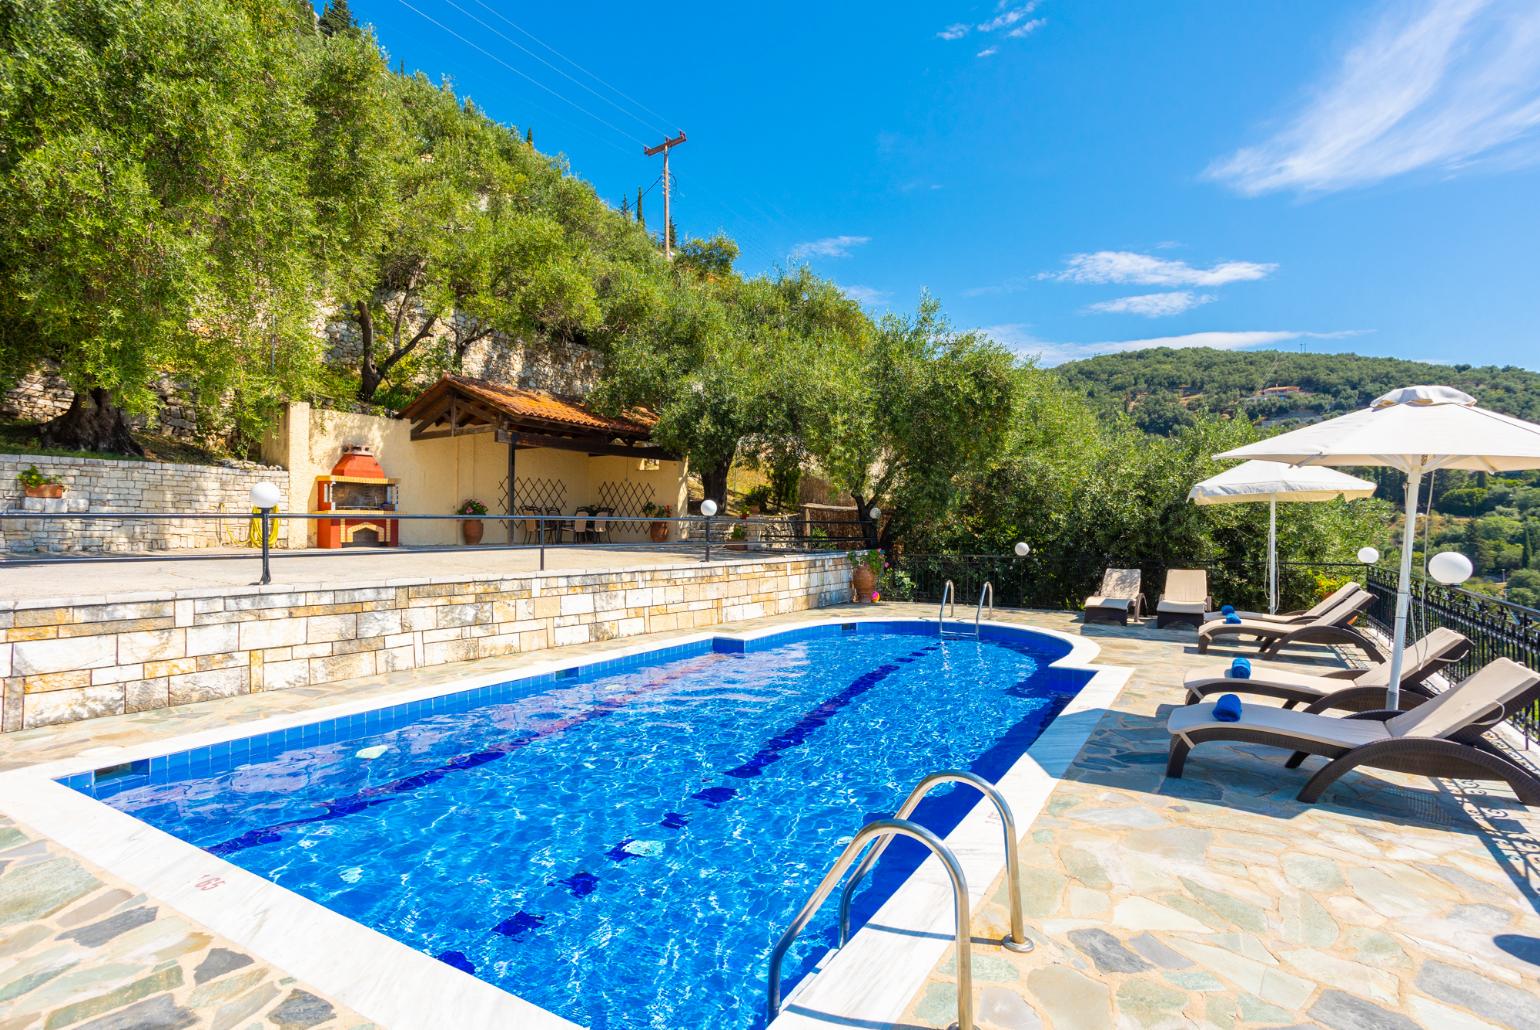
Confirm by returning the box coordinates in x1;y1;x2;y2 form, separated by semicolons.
851;563;877;603
461;519;484;545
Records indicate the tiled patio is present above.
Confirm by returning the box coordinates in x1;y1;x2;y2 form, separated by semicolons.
1;604;1536;1029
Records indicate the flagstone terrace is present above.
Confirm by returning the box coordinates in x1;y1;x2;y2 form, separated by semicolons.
1;603;1535;1029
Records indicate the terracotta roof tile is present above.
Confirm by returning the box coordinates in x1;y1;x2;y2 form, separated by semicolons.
400;375;655;440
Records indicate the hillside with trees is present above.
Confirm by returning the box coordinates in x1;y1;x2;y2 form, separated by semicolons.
1055;348;1540;434
0;0;1393;610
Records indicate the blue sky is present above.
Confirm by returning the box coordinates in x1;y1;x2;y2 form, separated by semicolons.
345;1;1540;369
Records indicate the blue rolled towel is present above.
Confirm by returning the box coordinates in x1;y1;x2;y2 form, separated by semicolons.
1228;657;1252;679
1213;693;1242;722
1224;612;1242;624
1220;604;1235;615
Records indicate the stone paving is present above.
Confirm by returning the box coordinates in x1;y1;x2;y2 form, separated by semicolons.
0;812;370;1030
899;612;1540;1030
1;603;1538;1028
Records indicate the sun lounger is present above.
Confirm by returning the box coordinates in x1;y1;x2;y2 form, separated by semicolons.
1156;569;1211;629
1202;581;1364;626
1197;588;1381;659
1183;627;1471;711
1166;657;1540;804
1083;569;1143;625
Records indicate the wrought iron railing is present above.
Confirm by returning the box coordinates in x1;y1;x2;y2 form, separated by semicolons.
886;554;1034;609
1359;565;1540;744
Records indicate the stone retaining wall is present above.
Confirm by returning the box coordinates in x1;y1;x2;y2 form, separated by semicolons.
0;554;853;731
0;453;288;553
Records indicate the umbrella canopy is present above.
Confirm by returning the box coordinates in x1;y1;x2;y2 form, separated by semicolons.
1216;385;1540;708
1189;460;1376;613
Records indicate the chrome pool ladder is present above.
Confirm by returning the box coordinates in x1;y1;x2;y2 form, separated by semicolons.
937;578;956;632
975;582;993;634
765;770;1033;1030
939;580;993;638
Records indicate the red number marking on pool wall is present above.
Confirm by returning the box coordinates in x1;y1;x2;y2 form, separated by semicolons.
196;875;225;891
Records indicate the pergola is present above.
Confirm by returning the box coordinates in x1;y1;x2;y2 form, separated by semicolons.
398;374;673;540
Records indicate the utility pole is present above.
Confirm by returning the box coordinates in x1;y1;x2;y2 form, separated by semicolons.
643;131;686;258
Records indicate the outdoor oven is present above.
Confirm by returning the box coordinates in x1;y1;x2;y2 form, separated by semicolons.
313;446;400;548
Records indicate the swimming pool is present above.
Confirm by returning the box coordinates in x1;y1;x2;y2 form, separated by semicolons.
57;620;1095;1029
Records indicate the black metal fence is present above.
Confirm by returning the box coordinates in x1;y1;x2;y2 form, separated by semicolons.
1360;565;1540;744
885;554;1034;608
0;510;870;581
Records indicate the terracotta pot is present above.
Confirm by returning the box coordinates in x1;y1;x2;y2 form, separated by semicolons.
851;564;877;603
23;484;65;499
461;518;484;545
649;520;670;543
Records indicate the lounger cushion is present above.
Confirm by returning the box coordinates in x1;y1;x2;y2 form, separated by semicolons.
1084;596;1132;611
1167;703;1391;750
1199;617;1285;640
1157;599;1206;615
1182;664;1352;696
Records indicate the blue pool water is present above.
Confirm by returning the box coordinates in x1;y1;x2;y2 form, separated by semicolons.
67;622;1085;1029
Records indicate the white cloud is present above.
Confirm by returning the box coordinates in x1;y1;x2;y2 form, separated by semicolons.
1043;250;1277;287
979;2;1040;32
938;2;1046;49
1085;291;1216;317
1208;0;1540;195
983;328;1369;366
788;235;870;260
837;284;891;307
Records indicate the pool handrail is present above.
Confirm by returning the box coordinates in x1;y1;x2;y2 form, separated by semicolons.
975;582;993;634
938;579;956;631
766;818;973;1030
836;769;1032;954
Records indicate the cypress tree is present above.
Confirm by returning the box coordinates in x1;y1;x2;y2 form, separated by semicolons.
636;187;645;230
619;194;630;220
525;126;533;146
318;0;356;37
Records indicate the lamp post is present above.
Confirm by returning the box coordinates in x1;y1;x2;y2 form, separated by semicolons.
700;499;718;563
250;482;282;586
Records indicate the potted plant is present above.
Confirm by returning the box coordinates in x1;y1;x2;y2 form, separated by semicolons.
726;515;749;550
642;501;672;542
456;499;488;545
850;549;883;603
18;465;65;499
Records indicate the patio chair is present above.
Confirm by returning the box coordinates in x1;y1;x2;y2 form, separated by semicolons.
1083;569;1143;626
1166;657;1540;805
571;514;590;544
1183;627;1471;711
544;507;570;543
1197;588;1380;659
1203;581;1363;627
518;506;542;544
1155;569;1211;629
589;508;613;544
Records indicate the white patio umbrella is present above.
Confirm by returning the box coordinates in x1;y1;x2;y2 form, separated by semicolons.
1189;460;1376;615
1215;385;1540;709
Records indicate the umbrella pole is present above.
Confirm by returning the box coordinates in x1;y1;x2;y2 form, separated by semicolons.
1268;498;1278;615
1386;468;1423;710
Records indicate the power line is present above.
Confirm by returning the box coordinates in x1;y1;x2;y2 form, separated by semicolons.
392;0;646;152
465;0;679;133
444;0;673;140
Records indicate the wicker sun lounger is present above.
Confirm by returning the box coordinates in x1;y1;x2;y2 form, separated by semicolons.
1183;627;1471;712
1197;588;1380;659
1155;569;1211;629
1166;657;1540;804
1201;581;1364;627
1083;569;1143;625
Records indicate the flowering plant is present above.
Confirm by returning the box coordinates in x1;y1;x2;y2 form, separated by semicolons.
640;501;672;518
456;498;488;516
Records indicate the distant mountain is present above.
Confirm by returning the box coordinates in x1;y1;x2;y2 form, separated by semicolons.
1054;348;1540;433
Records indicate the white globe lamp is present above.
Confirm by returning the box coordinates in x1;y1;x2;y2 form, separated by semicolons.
868;506;882;520
1356;546;1380;565
1427;551;1473;586
250;482;282;510
1014;541;1030;557
700;499;718;517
